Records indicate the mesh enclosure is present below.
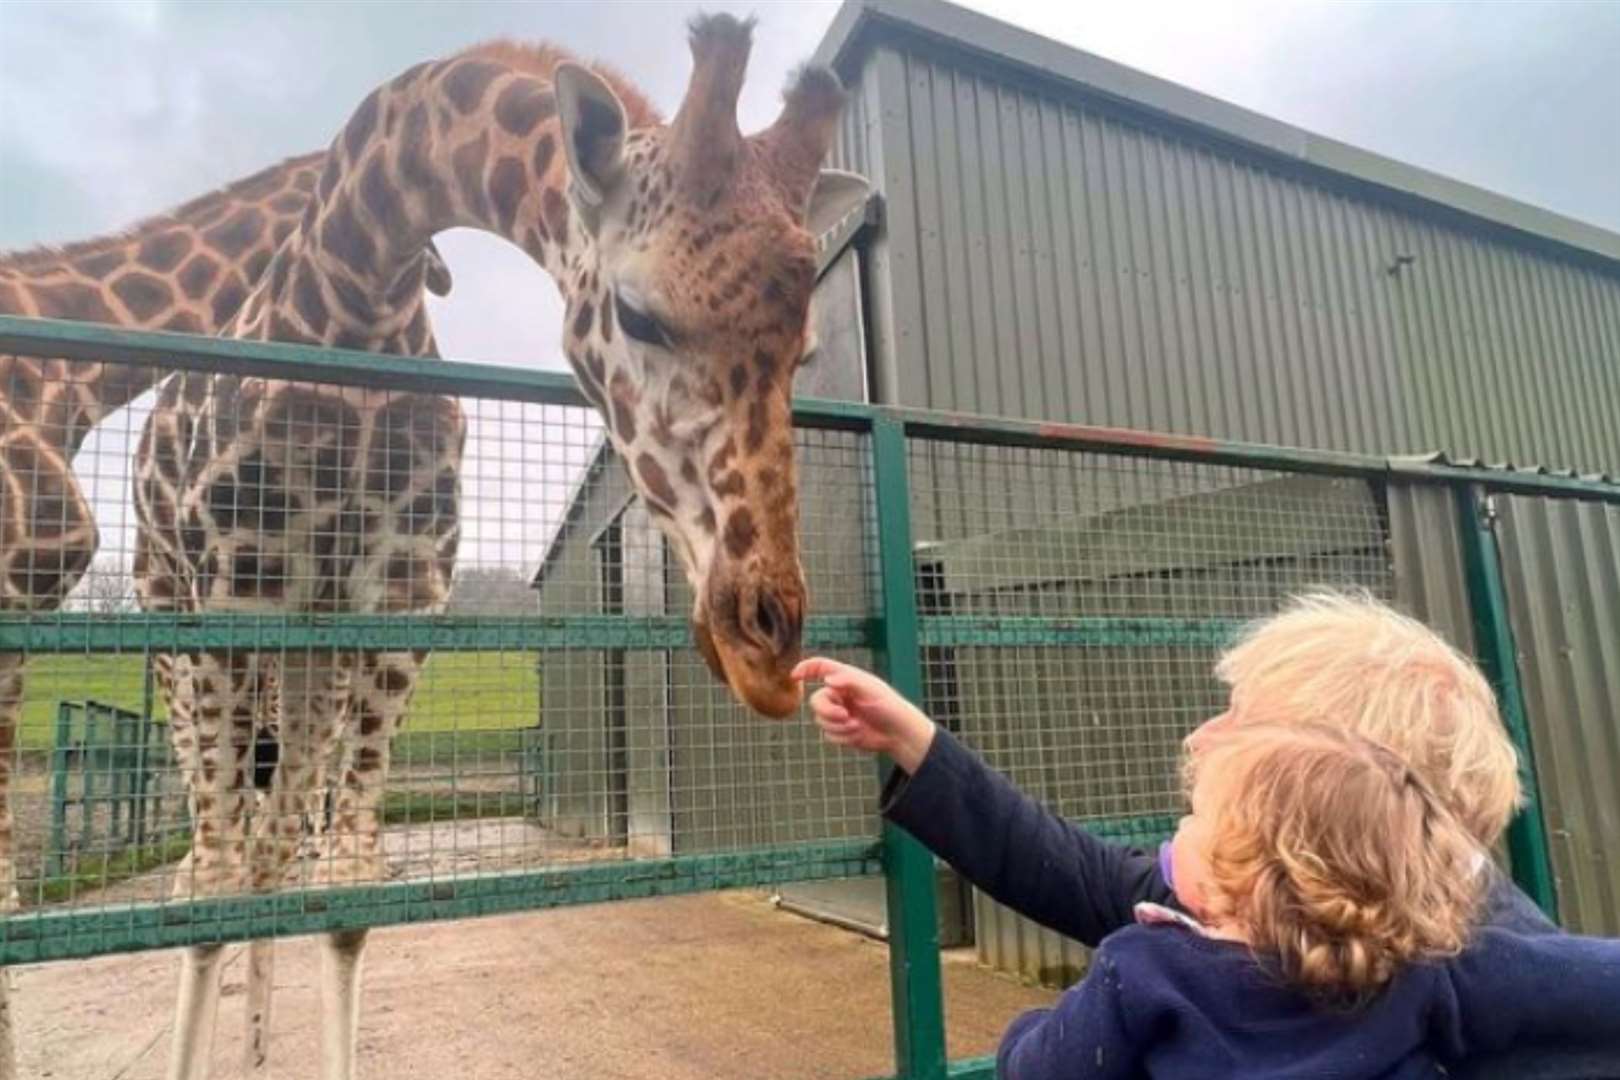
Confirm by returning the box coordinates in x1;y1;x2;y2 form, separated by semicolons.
908;440;1394;851
1;352;884;962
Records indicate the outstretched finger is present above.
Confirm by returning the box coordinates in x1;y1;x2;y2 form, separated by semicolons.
808;687;852;723
792;656;848;684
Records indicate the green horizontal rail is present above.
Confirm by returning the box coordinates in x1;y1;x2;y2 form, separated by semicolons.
0;614;1245;653
6;316;1617;501
0;613;875;653
864;1058;995;1080
919;616;1242;649
1080;813;1177;846
0;840;882;965
0;315;871;433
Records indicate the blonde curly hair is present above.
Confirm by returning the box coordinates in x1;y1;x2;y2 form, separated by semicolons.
1190;722;1484;1005
1212;590;1523;848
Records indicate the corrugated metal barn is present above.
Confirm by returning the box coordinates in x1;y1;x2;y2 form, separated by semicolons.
817;0;1620;470
533;0;1620;978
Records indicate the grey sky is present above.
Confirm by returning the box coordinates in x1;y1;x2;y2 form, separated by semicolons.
4;0;1617;368
3;0;1617;583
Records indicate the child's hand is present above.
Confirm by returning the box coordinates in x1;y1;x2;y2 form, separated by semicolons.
791;657;937;774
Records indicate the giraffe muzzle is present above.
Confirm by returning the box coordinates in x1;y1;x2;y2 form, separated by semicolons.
695;577;806;719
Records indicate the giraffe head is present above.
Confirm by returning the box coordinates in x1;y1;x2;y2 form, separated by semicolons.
548;15;868;718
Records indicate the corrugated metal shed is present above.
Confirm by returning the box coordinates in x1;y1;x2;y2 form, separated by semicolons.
1494;495;1620;934
814;0;1620;474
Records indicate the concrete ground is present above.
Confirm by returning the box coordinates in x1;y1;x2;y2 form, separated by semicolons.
16;890;1059;1079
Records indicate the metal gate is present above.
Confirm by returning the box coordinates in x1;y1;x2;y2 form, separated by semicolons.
1;313;1615;1079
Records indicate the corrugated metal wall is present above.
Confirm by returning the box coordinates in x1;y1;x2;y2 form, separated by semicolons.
830;39;1620;475
1494;495;1620;935
1387;481;1477;655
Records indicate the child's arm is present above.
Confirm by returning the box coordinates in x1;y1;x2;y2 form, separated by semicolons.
1437;926;1620;1064
794;658;1174;947
997;943;1150;1080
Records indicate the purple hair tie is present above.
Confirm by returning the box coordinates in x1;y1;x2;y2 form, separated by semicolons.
1157;839;1175;890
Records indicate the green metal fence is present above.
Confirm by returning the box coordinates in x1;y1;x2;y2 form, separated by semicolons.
2;314;1615;1079
47;699;183;881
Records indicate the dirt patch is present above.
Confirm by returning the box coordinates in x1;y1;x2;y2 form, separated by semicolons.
16;890;1058;1079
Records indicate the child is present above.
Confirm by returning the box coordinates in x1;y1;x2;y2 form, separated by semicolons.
991;721;1619;1078
792;591;1618;1076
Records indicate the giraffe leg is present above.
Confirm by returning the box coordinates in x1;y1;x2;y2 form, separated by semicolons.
319;929;367;1080
244;940;275;1076
240;654;307;1080
163;651;255;1080
168;944;228;1080
237;651;348;1079
299;650;419;1080
0;654;19;913
0;654;21;1080
317;651;417;885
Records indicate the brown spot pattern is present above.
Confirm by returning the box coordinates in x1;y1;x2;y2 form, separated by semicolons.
609;377;637;443
451;132;492;222
635;452;678;510
210;274;248;328
571;300;594;340
138;230;193;273
723;507;757;560
320;199;377;278
488;156;527;234
344;89;382;160
110;271;173;321
292;264;330;336
494;80;554;136
532;133;556;178
179;254;219;300
202;207;265;259
74;249;126;279
359;152;408;234
541;187;569;242
30;282;117;323
442;60;502;113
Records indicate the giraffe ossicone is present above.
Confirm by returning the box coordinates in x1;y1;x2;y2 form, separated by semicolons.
547;20;870;717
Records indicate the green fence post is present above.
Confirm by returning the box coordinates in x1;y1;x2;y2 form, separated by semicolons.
870;416;949;1080
137;656;155;850
48;702;74;881
1454;484;1559;920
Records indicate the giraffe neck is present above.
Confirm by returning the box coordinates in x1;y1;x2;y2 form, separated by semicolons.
0;153;324;438
243;55;604;352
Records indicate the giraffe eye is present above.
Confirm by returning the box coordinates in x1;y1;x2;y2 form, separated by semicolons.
615;292;673;349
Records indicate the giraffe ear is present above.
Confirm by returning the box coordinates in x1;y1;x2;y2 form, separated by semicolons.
423;240;453;297
804;169;871;239
555;62;628;208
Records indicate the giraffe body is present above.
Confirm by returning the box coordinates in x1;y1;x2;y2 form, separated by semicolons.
0;151;379;1080
10;14;867;1078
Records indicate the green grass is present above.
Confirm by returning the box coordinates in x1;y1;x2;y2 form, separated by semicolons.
34;832;194;906
32;788;531;906
381;790;531;824
17;651;540;752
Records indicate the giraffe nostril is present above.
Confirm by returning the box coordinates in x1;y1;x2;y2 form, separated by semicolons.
751;588;801;657
757;593;779;645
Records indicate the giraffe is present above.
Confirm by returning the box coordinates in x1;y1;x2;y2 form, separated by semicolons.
0;153;454;1078
128;14;868;1079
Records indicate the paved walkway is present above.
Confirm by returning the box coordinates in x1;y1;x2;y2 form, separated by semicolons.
18;890;1057;1079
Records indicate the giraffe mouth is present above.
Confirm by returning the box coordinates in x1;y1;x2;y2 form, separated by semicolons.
691;618;803;719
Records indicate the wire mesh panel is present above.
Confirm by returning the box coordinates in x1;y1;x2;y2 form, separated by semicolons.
1;342;884;964
909;439;1395;851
